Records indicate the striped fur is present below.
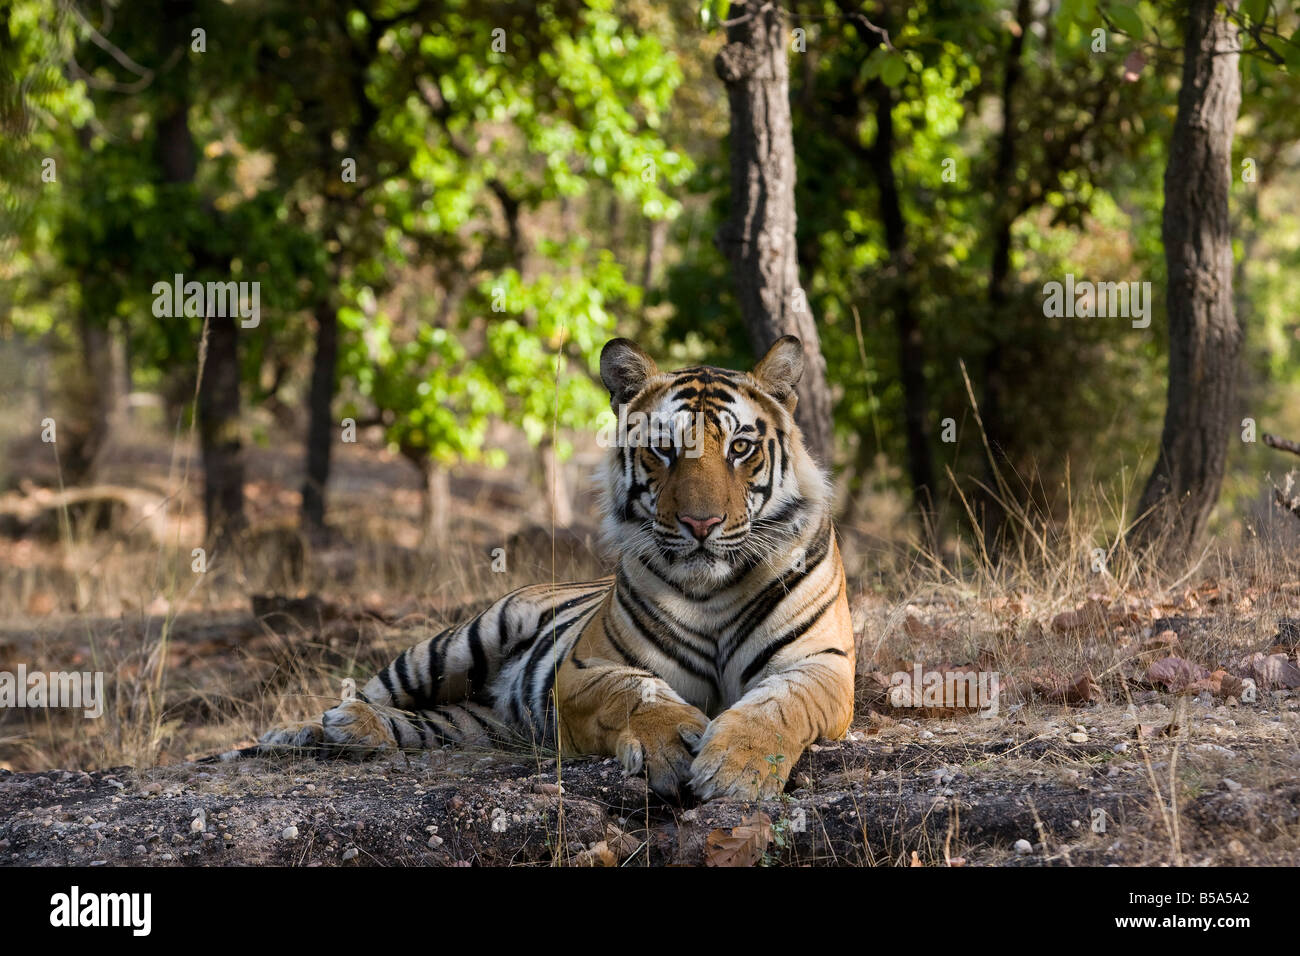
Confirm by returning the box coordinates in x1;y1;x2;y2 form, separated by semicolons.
232;336;855;801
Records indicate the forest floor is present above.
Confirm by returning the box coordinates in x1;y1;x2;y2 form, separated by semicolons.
1;426;1299;866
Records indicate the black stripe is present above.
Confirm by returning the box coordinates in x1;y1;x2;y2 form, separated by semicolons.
427;633;445;701
467;615;488;695
600;617;640;667
376;666;399;704
516;603;594;729
393;648;418;702
615;577;719;689
719;520;831;661
741;593;839;684
496;593;519;651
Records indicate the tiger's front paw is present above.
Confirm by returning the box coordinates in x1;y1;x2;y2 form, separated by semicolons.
319;699;397;756
616;702;709;802
259;719;325;751
689;710;796;801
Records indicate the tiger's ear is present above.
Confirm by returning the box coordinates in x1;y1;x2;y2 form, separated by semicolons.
751;335;803;410
600;338;659;410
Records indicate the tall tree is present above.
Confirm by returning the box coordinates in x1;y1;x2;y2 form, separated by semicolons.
158;1;247;543
1131;0;1242;556
715;0;835;466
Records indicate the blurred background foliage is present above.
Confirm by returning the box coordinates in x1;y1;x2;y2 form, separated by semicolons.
2;0;1299;546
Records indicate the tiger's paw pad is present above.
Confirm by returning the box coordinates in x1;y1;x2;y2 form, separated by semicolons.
616;703;709;802
320;699;397;755
689;714;791;802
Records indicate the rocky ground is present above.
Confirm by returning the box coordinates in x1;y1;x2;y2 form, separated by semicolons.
3;703;1298;866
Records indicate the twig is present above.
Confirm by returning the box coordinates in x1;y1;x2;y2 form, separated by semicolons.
1264;433;1300;457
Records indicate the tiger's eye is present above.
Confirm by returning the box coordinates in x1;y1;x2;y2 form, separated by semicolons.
730;438;752;457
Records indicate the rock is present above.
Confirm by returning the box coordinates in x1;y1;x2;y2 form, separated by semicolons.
1112;742;1128;754
341;847;359;861
282;825;299;840
1223;778;1242;792
1067;732;1088;744
1013;839;1033;855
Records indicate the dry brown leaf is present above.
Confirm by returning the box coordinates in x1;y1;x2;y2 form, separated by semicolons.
1051;599;1109;636
603;824;641;861
1141;631;1181;655
573;841;617;867
705;812;773;868
1146;656;1209;693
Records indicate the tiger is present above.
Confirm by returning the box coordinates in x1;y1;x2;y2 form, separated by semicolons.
224;335;855;801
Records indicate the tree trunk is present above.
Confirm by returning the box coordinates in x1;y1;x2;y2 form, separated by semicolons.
1130;0;1242;557
158;0;246;543
715;0;834;468
301;297;338;537
197;312;248;542
77;311;127;480
640;216;668;314
541;438;572;528
978;0;1031;551
420;460;451;546
868;79;937;529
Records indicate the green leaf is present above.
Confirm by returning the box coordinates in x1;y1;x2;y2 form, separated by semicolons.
1108;4;1142;38
1241;0;1269;25
880;51;907;88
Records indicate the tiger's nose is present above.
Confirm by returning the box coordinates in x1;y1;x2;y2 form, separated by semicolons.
680;514;724;541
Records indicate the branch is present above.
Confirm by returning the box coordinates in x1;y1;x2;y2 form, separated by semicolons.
1264;433;1300;457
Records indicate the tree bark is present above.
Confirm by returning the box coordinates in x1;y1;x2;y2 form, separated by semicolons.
420;460;451;546
1130;0;1241;558
715;0;834;468
196;312;247;541
301;296;338;537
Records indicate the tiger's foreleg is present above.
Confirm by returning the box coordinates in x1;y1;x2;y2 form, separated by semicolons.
689;597;855;801
555;644;708;801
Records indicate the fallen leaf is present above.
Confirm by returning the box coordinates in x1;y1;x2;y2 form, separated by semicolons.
1052;600;1109;636
1146;656;1209;693
705;812;773;868
573;841;617;867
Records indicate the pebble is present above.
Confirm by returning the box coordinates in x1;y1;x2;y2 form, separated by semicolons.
1223;778;1243;792
427;834;444;848
282;826;299;840
1067;732;1088;744
1013;839;1033;855
1112;742;1128;754
342;847;359;861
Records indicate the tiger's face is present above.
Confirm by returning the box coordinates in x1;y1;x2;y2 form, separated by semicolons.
598;336;829;588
